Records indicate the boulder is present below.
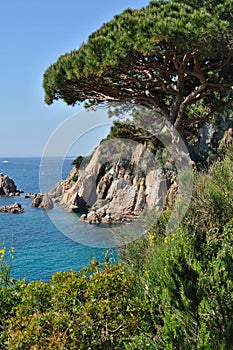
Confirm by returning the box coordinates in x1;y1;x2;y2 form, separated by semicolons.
0;174;21;196
30;194;43;207
24;193;37;199
41;195;54;210
80;213;87;221
0;203;24;214
30;194;54;210
86;211;100;224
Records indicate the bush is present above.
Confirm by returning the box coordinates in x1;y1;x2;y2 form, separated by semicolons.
72;155;92;170
72;155;84;169
1;149;233;349
1;261;155;349
192;149;233;229
121;147;233;349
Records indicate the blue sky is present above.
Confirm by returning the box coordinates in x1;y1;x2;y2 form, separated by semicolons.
0;0;149;157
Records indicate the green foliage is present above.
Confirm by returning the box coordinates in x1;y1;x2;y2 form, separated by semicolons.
72;154;92;170
192;148;233;229
71;174;79;182
72;155;84;169
121;147;233;348
0;261;153;349
1;149;233;348
0;245;14;288
137;222;233;349
43;0;232;141
107;120;161;150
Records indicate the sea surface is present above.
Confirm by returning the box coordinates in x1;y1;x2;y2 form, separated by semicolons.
0;157;117;281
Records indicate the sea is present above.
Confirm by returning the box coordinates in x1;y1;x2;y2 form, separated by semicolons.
0;157;118;282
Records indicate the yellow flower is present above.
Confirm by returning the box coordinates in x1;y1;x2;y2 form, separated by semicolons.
149;234;155;244
164;236;169;244
0;248;5;258
11;247;15;253
145;270;149;277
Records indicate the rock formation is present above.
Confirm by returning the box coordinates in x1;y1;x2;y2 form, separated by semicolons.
30;194;54;210
0;173;22;196
24;193;38;199
47;141;175;223
0;203;24;213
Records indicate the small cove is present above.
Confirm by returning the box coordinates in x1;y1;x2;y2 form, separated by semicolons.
0;157;117;281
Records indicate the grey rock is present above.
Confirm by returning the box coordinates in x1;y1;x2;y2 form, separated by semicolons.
0;174;21;196
30;194;43;207
166;182;178;208
86;211;99;224
46;141;176;223
30;194;54;210
80;214;87;221
24;193;37;199
101;215;112;224
41;195;54;210
0;202;24;214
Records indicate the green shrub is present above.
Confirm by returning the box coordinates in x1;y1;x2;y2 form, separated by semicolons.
72;155;84;169
72;155;92;170
0;245;14;288
1;149;233;349
1;261;155;349
192;149;233;229
121;148;233;349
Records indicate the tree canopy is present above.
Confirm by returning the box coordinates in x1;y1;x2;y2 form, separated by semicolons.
43;0;233;137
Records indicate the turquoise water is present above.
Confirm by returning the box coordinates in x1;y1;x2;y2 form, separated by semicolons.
0;158;117;281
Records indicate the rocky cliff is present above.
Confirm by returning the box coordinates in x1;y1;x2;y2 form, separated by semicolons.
34;110;233;222
47;139;176;224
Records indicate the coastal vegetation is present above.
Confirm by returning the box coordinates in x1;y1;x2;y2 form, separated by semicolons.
1;148;233;348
